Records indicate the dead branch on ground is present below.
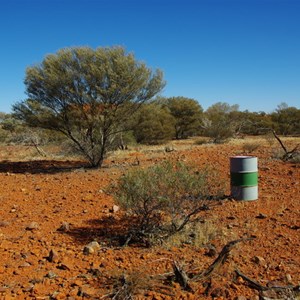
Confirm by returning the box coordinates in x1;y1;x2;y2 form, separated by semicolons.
192;238;253;282
235;269;300;300
168;238;253;291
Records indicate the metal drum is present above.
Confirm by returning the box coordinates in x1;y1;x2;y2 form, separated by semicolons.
230;156;258;201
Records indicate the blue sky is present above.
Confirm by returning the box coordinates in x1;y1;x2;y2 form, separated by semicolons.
0;0;299;113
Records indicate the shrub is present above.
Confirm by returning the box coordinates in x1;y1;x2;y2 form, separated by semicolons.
111;161;225;245
103;269;152;299
132;103;175;145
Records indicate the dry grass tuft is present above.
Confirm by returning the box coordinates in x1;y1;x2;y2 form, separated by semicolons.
242;141;261;154
163;219;221;249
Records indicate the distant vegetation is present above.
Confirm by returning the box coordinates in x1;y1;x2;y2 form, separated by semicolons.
0;45;299;166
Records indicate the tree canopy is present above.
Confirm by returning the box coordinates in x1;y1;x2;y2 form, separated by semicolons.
13;46;165;167
161;97;203;139
132;102;175;144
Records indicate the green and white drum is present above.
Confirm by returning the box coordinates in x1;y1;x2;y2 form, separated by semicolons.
230;156;258;201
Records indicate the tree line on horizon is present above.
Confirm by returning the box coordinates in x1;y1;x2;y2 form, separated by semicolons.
1;99;299;148
0;46;299;167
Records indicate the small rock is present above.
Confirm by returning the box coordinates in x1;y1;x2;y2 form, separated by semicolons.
110;205;120;213
256;213;267;219
73;279;83;287
57;222;70;232
19;262;31;268
83;241;100;255
48;249;59;263
56;292;68;299
78;285;98;298
210;287;229;298
57;263;71;271
68;288;79;297
59;257;73;269
22;283;34;292
83;246;95;255
252;256;266;266
205;245;217;257
26;222;39;231
286;273;292;283
46;270;57;279
290;225;300;230
88;268;101;277
82;194;94;201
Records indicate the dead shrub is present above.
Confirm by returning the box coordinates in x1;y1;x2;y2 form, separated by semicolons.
102;269;152;299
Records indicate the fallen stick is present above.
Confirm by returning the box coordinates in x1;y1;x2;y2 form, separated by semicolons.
235;269;300;299
192;238;253;282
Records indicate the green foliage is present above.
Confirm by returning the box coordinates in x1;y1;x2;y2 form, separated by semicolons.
0;112;65;146
271;103;300;136
161;97;203;139
13;46;165;167
202;102;240;143
111;161;225;245
0;113;10;142
239;111;275;135
132;103;175;144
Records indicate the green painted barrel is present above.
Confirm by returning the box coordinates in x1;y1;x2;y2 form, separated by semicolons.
230;156;258;201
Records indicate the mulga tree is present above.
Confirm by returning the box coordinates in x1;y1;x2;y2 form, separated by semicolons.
271;103;300;136
160;97;203;139
239;111;275;135
13;46;165;167
202;102;240;143
132;103;175;144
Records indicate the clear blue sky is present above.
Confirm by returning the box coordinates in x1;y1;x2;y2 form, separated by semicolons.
0;0;299;113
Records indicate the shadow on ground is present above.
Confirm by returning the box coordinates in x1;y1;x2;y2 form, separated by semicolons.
0;160;90;174
62;216;140;247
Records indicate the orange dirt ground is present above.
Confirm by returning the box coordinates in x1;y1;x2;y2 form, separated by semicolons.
0;138;299;299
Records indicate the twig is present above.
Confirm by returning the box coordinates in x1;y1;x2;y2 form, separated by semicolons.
235;269;267;291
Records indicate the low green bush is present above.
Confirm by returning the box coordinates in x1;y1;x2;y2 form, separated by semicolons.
111;161;225;246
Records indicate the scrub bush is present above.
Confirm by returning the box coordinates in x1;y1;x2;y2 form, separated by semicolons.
111;161;225;245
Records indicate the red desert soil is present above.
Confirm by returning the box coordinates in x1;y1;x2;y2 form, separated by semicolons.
0;138;299;299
